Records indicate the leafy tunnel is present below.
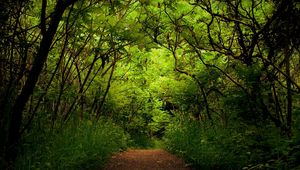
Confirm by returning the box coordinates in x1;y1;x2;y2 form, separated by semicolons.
1;0;300;169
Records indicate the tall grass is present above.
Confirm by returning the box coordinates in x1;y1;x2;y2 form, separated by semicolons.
163;119;293;170
15;119;129;170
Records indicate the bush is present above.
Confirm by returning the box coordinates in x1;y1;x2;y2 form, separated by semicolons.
163;118;292;170
15;119;129;170
164;120;245;169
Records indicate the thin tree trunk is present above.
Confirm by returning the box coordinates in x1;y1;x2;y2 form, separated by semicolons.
272;84;284;123
286;48;292;136
96;60;116;120
5;0;77;164
63;54;98;121
171;50;212;121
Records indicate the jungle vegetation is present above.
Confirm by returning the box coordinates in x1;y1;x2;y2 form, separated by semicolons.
1;0;300;169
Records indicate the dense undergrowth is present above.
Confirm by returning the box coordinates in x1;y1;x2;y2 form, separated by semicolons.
164;117;300;170
15;119;129;170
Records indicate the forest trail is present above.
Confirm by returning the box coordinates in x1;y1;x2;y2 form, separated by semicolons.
103;149;190;170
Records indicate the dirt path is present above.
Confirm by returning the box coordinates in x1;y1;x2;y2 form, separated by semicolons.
103;149;190;170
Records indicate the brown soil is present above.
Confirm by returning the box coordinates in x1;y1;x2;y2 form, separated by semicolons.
103;149;191;170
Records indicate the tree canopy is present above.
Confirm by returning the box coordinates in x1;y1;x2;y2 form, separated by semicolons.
1;0;300;169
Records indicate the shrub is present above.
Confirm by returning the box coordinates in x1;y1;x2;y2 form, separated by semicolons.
15;119;129;170
163;118;292;170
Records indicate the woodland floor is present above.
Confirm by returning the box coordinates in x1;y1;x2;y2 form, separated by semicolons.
103;149;191;170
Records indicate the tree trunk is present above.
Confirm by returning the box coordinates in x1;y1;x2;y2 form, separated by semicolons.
96;60;116;120
5;0;77;164
286;48;292;136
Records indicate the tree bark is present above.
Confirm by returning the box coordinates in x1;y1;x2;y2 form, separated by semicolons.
96;60;117;120
286;48;292;136
5;0;77;164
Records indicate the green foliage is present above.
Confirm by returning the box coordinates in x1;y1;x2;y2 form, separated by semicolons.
164;119;246;169
127;133;153;148
2;0;300;168
15;119;129;170
164;118;294;170
149;110;171;134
